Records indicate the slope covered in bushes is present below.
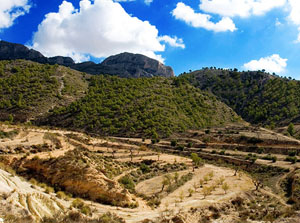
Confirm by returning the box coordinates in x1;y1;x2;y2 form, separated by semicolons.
45;75;239;137
0;60;88;122
181;68;300;127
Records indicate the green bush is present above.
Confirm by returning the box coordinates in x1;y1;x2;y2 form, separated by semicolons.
140;163;150;174
119;176;135;191
71;198;84;209
285;156;298;164
171;140;177;147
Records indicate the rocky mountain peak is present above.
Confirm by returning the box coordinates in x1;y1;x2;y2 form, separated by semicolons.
0;40;174;78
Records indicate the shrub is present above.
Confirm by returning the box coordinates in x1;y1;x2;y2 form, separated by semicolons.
98;212;126;223
147;196;161;208
247;137;263;144
72;198;84;209
257;148;264;154
285;156;297;164
176;145;184;151
119;176;135;191
29;178;38;185
80;205;91;216
170;140;177;147
262;154;277;163
140;163;150;174
288;151;297;157
219;150;225;155
45;186;54;194
56;191;70;200
271;156;277;163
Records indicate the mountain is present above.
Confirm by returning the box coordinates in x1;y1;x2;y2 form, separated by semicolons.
180;68;300;127
0;40;174;78
73;52;174;78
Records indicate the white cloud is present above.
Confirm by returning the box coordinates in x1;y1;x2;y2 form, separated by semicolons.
199;0;286;18
243;54;287;74
286;0;300;43
288;0;300;25
110;0;152;5
172;2;236;32
158;35;185;49
144;0;153;5
32;0;183;63
0;0;31;29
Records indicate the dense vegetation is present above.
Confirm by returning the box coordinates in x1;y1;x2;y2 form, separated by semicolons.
180;68;300;126
0;60;88;122
0;60;59;121
47;75;239;138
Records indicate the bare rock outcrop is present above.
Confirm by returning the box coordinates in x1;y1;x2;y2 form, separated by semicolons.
20;150;134;207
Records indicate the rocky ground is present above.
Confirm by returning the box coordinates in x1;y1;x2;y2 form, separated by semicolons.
0;123;299;223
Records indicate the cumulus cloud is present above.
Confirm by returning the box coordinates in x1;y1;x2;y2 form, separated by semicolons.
286;0;300;42
199;0;286;18
144;0;153;5
114;0;151;4
172;2;236;32
31;0;183;63
243;54;287;74
0;0;31;29
172;0;289;33
288;0;300;25
158;35;185;49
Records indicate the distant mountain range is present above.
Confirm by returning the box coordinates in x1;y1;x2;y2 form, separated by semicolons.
0;40;174;78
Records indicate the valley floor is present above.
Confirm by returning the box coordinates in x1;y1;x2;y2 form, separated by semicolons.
0;124;299;223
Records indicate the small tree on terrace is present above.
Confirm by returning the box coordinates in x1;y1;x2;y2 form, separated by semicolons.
252;176;264;191
202;186;212;199
190;153;203;172
222;182;230;194
161;174;172;192
287;123;295;136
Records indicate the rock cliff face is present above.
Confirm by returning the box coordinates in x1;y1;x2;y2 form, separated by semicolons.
0;41;47;63
0;40;174;78
97;52;174;77
20;149;134;207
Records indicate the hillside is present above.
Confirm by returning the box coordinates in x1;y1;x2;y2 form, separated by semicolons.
180;68;300;127
42;75;240;138
0;60;88;123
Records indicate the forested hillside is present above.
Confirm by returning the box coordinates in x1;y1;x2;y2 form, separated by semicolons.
0;60;88;122
0;60;239;138
180;68;300;127
44;75;239;138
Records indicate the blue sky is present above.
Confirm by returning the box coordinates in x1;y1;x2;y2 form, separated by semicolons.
1;0;300;79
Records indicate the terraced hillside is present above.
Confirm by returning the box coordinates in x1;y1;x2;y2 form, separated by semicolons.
0;124;299;223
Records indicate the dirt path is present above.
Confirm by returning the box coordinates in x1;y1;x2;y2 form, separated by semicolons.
113;168;138;181
262;127;300;144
